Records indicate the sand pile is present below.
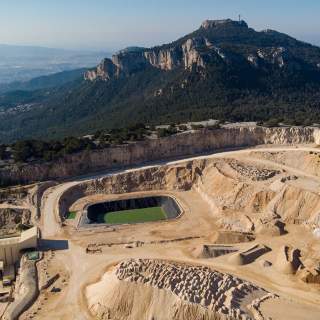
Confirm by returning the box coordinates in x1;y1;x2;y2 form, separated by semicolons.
313;228;320;238
211;231;255;244
86;259;278;320
194;244;238;259
274;245;302;275
228;244;271;266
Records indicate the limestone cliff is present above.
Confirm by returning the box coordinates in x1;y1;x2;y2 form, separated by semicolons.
3;19;320;143
84;19;235;81
84;58;118;81
50;128;320;234
0;126;319;186
201;19;248;30
84;38;209;80
83;18;304;81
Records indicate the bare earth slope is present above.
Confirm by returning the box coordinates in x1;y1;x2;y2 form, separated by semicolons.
5;145;320;320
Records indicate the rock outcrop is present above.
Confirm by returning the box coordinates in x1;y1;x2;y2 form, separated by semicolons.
55;141;320;235
1;126;319;186
201;19;248;29
85;36;212;80
84;58;118;81
0;208;31;234
144;47;183;71
84;19;251;81
84;18;318;82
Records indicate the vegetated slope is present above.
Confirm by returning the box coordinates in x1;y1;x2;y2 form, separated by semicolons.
1;19;320;142
0;68;87;94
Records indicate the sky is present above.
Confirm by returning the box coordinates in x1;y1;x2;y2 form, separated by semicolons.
0;0;320;52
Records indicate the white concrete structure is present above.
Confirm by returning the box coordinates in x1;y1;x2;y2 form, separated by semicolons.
0;227;38;267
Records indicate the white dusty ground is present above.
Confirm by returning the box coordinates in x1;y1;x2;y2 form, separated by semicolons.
11;145;320;320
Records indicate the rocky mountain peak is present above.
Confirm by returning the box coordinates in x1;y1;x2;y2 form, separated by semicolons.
201;19;248;30
116;46;146;55
84;18;320;83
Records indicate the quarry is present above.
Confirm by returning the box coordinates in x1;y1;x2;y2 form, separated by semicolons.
0;126;320;319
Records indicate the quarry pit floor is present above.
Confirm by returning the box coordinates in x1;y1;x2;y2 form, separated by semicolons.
19;145;320;320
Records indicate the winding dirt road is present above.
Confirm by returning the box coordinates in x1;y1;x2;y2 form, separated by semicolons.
40;145;320;239
35;145;320;320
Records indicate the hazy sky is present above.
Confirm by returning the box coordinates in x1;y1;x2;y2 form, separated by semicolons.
1;0;320;51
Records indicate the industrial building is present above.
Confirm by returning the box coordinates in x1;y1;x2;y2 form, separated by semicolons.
0;227;38;268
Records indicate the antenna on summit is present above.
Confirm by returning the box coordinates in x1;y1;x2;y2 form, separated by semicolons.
238;14;241;23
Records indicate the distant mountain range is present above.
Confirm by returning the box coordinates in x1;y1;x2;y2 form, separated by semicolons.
0;44;110;84
0;19;320;143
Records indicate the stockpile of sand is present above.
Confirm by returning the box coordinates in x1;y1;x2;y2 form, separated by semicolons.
228;244;271;266
273;245;320;284
86;259;278;320
193;244;238;259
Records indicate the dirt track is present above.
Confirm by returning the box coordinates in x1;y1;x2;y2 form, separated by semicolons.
21;145;320;320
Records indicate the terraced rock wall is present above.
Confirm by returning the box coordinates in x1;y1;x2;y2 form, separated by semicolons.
1;126;319;186
57;160;203;221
